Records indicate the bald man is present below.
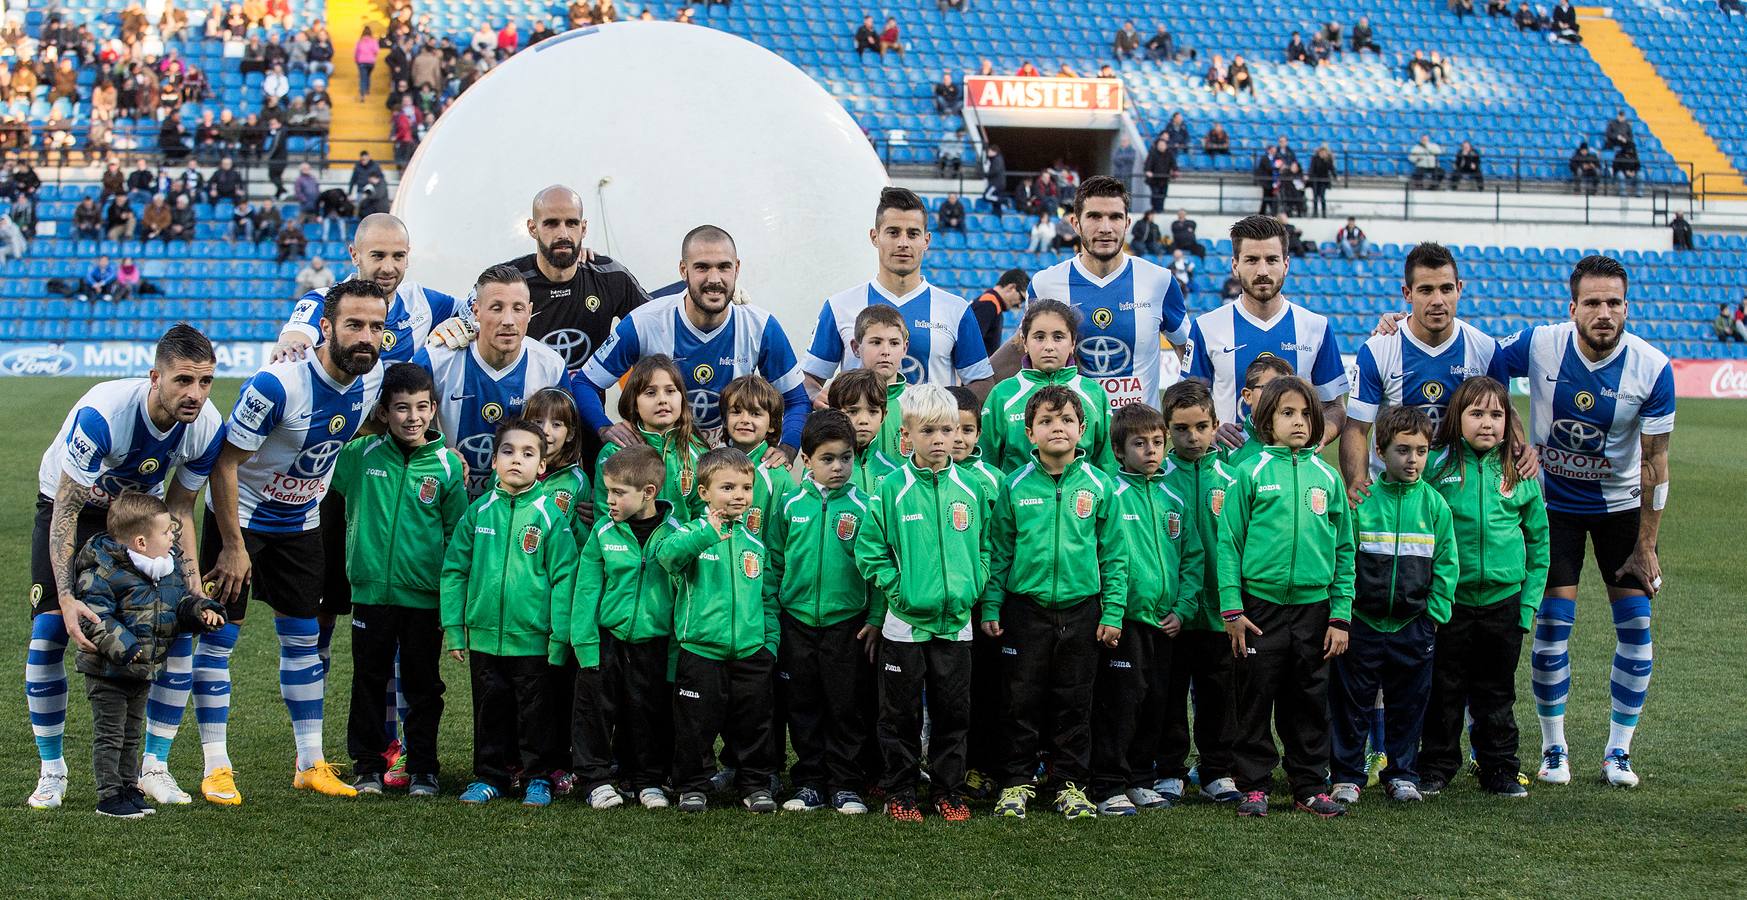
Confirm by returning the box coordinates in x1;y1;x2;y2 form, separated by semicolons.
271;213;465;364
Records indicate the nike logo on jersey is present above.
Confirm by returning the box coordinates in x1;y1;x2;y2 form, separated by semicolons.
1220;345;1247;354
450;393;473;402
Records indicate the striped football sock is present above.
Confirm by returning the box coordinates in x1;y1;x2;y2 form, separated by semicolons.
1532;596;1576;751
141;633;194;765
1608;595;1653;755
193;622;239;774
276;616;327;771
25;613;68;775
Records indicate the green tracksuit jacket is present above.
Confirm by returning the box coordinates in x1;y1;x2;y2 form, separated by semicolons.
330;431;469;609
1111;466;1204;629
736;441;797;540
854;459;991;641
658;517;778;660
441;485;578;655
958;449;1004;512
979;367;1117;473
1221;420;1264;468
1161;451;1239;632
850;444;903;496
594;424;705;521
766;478;875;628
554;501;684;667
983;450;1128;628
1217;445;1356;621
875;379;908;461
1431;443;1551;630
1351;478;1458;632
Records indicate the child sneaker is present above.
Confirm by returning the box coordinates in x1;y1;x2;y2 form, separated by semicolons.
1601;750;1639;788
1295;793;1347;818
1097;793;1138;817
831;790;868;815
96;794;145;819
994;784;1035;818
459;782;500;805
782;787;825;812
1152;777;1186;803
1538;745;1571;785
1125;786;1169;809
884;795;923;822
522;777;554;807
587;784;624;809
1384;779;1424;802
1055;783;1096;820
677;791;708;813
1201;777;1241;803
551;770;578;797
352;773;385;795
742;790;777;813
1236;790;1269;817
124;787;156;815
1481;776;1528;798
639;787;670;809
408;774;439;798
934;793;972;822
1330;782;1361;805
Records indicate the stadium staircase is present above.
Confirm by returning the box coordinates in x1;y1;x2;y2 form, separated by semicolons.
324;0;397;166
1575;6;1746;198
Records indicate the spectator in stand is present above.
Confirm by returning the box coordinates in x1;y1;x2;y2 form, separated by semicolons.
1311;29;1333;65
1206;54;1232;93
854;16;879;56
1451;0;1476;17
100;163;127;203
1221;273;1243;304
79;256;118;303
294;163;321;216
983;144;1009;216
297;255;335;295
1112;134;1138;193
528;16;555;46
126;161;156;206
933;70;961;116
1054;62;1081;78
194;109;223;161
497;20;520;54
977;59;996;76
1204;122;1231;156
1228;55;1254;93
1146;24;1174;62
349;150;386;201
1551;0;1582;42
0;212;25;263
1309;145;1336;217
1170;209;1205;258
241;34;268;75
1453;140;1484;189
1488;0;1511;14
936;126;969;177
1285;31;1310;64
1409;134;1445;188
140;194;172;241
1277;212;1312;256
1721;0;1745;15
277;214;309;262
1165;112;1191;150
1612;140;1641;197
1280;161;1308;216
256;200;283;243
49;57;80;104
1603;110;1634;150
880;17;903;54
412;41;443;93
263;117;290;198
317;187;352;240
391;99;422;167
1114;21;1141;60
1027;213;1055;253
359;173;391;216
174;160;205;201
168;195;195;242
1569;141;1601;193
104;195;137;243
1129;210;1164;256
1353;15;1381;52
356;26;380;101
1333;216;1369;259
263;63;290;103
1670;211;1693;250
939;0;967;10
230;198;258;243
938;193;966;233
114;258;141;301
1515;3;1542;31
159;116;191;163
1169;248;1195;295
972;269;1029;355
1052;212;1078;251
73;196;103;240
472;21;497;54
1713;305;1740;341
1254;147;1281;214
1144;136;1176;213
310;28;336;77
1016;60;1041;77
1096;63;1118;79
207;157;244;206
1409;50;1439;87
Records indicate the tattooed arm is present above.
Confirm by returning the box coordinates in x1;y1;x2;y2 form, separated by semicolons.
165;481;207;600
49;474;102;652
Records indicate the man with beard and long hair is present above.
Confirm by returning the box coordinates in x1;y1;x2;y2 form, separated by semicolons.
990;176;1191;411
201;280;389;801
1492;255;1674;791
1181;214;1348;448
575;225;809;459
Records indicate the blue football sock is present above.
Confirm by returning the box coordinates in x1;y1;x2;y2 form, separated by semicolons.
25;613;68;772
193;622;238;773
1607;595;1653;755
276;617;327;770
1532;596;1576;751
142;633;194;764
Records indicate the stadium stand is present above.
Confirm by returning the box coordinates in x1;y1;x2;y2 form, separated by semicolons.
1613;1;1747;186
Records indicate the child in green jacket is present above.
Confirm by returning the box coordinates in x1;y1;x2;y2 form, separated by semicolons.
1158;380;1244;804
982;385;1127;821
441;420;578;808
828;369;903;494
333;363;468;796
593;354;706;521
766;410;875;814
1217;376;1355;819
1420;376;1550;797
660;448;780;815
1089;402;1202;816
552;445;683;811
721;374;796;539
854;384;990;823
980;299;1116;473
1329;406;1457;805
849;303;913;462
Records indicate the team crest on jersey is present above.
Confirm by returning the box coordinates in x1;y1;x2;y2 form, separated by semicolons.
1073;489;1096;519
741;550;761;579
693;364;715;386
328;414;347;434
585;295;601;312
1166;511;1182;540
1574;391;1596;412
520;524;543;554
746;507;763;534
836;512;860;541
1209;488;1226;517
380;331;398;351
1306;486;1328;517
950;501;971;532
1422;381;1445;403
1498;480;1515;499
482;402;505;423
30;584;42;604
679;466;695;496
418;476;439;504
552;490;573;514
1091;307;1114;329
138;458;161;475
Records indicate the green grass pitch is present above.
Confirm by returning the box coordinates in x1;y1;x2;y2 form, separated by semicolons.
0;379;1741;898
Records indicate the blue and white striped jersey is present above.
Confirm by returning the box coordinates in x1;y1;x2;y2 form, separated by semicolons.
1182;299;1349;425
1497;322;1675;515
412;339;569;497
801;280;994;386
1349;319;1509;473
213;357;385;533
282;277;462;363
578;294;807;440
1027;254;1190;409
37;378;225;505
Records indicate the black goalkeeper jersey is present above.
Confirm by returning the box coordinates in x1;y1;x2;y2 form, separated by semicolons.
501;252;652;372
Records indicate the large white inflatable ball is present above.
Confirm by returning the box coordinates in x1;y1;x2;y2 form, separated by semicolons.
394;21;890;341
